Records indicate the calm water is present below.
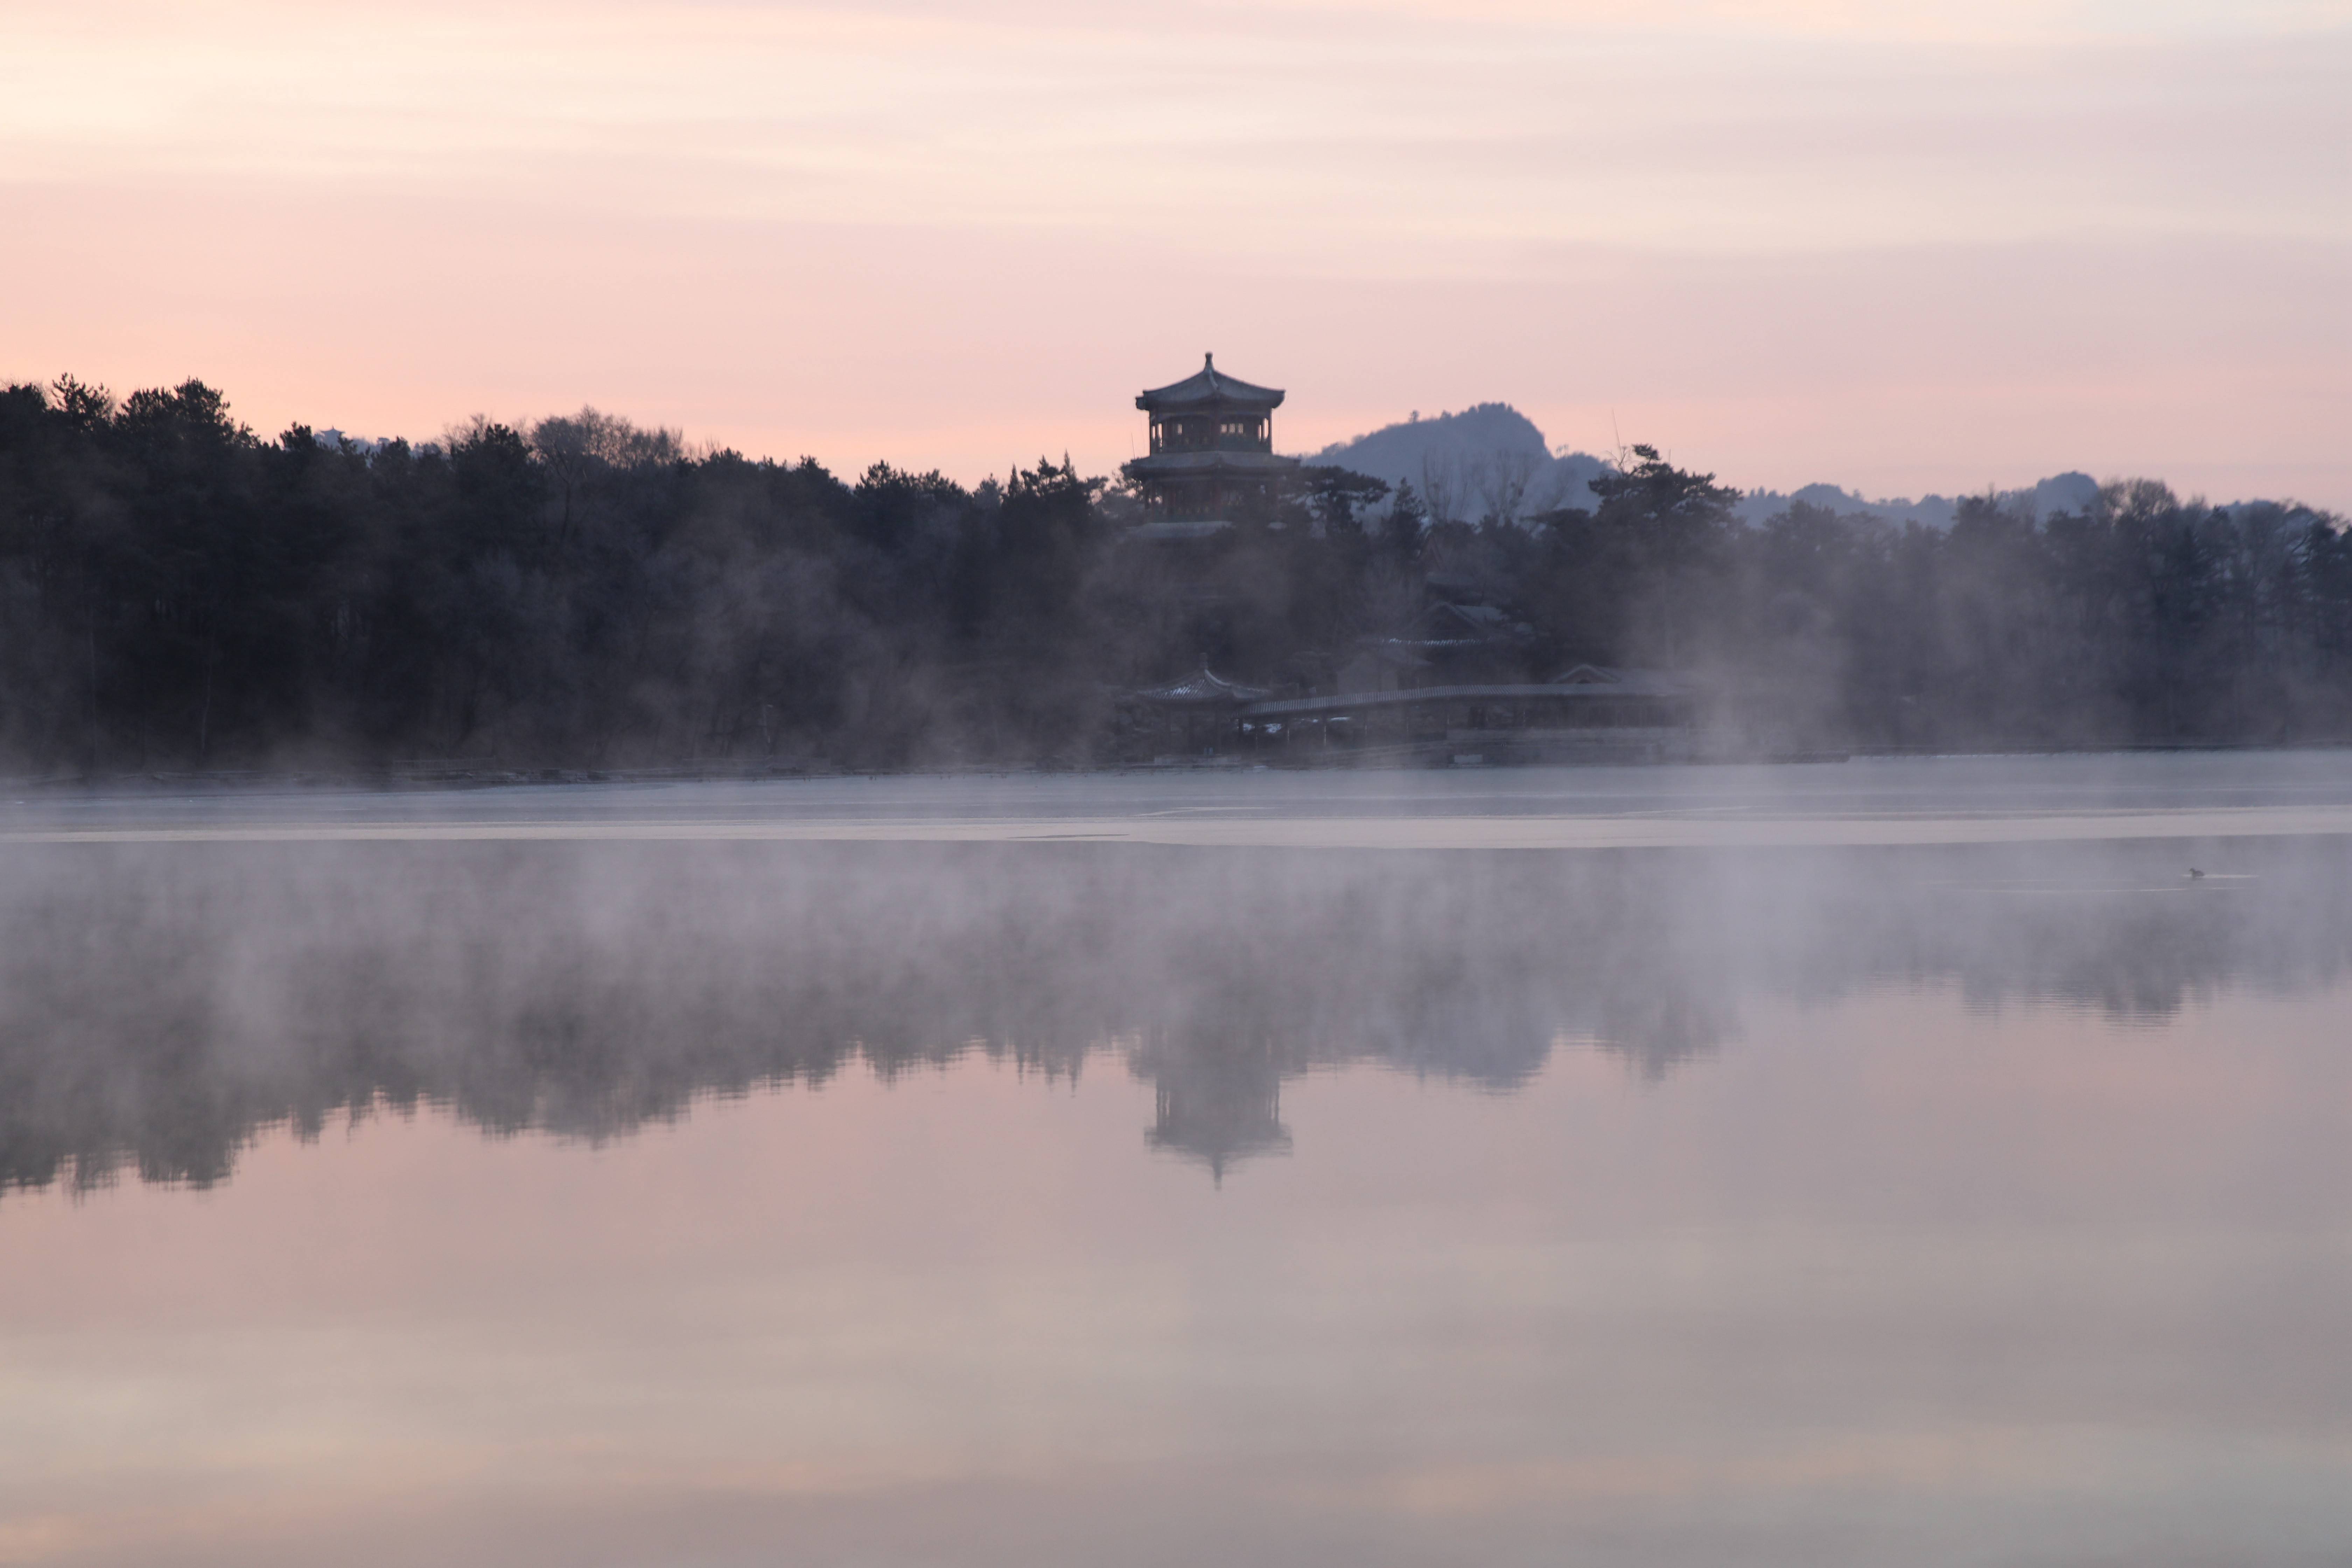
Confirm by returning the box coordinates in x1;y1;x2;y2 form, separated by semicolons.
4;756;2351;1566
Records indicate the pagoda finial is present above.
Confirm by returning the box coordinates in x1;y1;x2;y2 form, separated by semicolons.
1204;352;1214;368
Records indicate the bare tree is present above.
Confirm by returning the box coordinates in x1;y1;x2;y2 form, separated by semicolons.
529;407;688;549
1420;454;1464;526
1478;448;1540;526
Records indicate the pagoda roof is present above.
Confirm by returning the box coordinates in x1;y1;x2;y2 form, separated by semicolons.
1137;354;1286;411
1121;449;1301;479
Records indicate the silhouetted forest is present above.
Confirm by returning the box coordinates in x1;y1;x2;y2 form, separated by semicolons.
4;376;2348;773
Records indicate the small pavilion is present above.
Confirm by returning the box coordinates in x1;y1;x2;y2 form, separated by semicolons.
1120;354;1301;535
1116;665;1273;758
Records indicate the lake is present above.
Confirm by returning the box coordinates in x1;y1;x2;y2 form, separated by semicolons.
4;754;2351;1566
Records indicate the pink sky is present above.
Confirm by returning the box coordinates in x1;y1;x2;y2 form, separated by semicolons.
5;0;2347;506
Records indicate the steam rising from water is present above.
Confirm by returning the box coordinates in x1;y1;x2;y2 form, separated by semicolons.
8;767;2352;1568
4;833;2343;1193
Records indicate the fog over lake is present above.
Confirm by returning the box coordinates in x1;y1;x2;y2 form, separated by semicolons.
4;756;2351;1566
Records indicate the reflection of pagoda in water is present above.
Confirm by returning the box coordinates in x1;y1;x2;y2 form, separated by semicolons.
1138;1036;1292;1184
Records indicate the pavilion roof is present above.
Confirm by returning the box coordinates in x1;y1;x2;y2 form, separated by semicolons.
1137;354;1286;411
1121;449;1301;478
1126;666;1274;707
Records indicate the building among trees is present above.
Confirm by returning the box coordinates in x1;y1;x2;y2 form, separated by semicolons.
4;370;2347;777
1232;665;1699;766
1120;354;1300;540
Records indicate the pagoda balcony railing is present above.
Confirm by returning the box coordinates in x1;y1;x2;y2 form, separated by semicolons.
1149;434;1278;455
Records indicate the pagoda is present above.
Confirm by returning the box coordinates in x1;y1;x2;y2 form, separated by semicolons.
1121;354;1301;535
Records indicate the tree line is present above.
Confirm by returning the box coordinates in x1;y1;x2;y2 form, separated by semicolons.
1;377;2346;774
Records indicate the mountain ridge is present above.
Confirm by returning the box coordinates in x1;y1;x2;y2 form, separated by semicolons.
1308;404;2111;528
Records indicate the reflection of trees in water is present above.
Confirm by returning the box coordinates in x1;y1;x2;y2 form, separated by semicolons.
1592;987;1737;1082
2;839;2349;1192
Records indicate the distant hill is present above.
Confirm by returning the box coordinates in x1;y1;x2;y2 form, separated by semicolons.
1307;404;1609;521
1730;472;2101;530
1309;404;2106;529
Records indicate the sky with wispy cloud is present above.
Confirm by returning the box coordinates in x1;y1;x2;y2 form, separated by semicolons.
5;0;2346;504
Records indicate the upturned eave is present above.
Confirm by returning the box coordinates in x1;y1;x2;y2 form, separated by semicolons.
1136;354;1286;412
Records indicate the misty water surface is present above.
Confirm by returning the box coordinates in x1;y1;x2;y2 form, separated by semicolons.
3;757;2350;1566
